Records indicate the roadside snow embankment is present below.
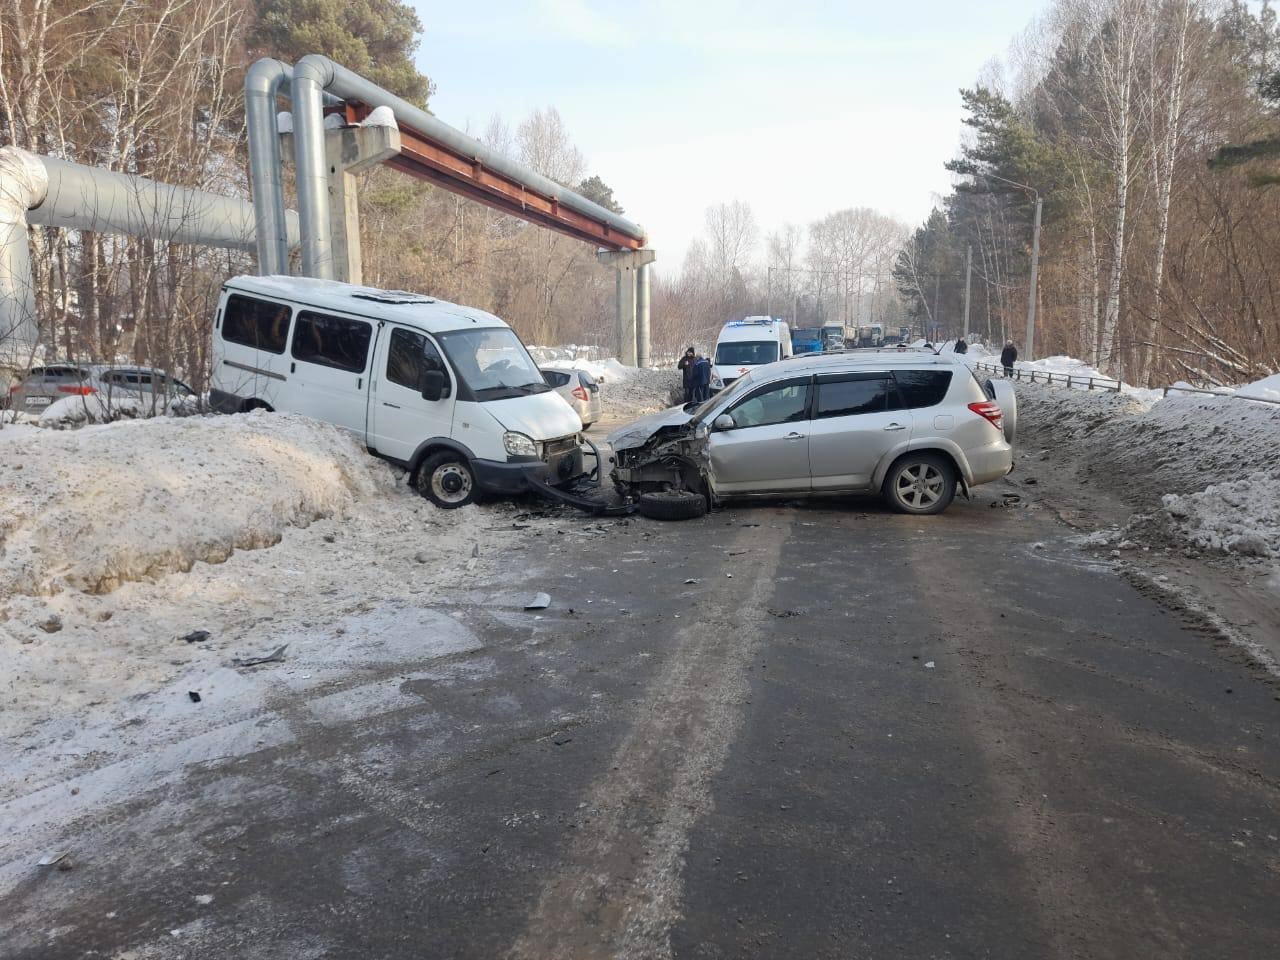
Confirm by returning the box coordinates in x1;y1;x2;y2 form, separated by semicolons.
0;412;394;596
1017;381;1280;559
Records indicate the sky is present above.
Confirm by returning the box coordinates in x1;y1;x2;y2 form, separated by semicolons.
410;0;1052;266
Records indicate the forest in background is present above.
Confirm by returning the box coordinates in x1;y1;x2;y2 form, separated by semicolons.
896;0;1280;385
4;0;1280;385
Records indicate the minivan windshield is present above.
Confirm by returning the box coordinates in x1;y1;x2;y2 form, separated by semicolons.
436;327;551;401
715;341;778;366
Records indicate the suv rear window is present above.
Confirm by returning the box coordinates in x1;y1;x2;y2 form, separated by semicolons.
815;374;892;417
222;295;291;354
893;370;952;408
291;311;373;373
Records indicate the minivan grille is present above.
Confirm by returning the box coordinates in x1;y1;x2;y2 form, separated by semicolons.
543;436;578;459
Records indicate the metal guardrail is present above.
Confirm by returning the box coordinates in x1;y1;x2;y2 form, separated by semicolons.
971;360;1121;393
971;360;1280;407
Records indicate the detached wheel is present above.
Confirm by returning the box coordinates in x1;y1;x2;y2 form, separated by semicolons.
638;489;708;521
883;454;956;515
416;451;477;509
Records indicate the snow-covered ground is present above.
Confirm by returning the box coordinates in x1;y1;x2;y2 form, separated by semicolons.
1014;377;1280;561
0;412;506;750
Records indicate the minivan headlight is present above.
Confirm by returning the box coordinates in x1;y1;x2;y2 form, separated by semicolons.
503;431;538;458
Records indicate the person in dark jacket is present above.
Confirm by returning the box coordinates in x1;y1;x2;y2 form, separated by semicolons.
692;354;712;402
1000;341;1018;377
954;337;968;355
677;347;696;403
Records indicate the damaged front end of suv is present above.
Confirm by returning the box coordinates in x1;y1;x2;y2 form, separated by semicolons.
607;407;714;519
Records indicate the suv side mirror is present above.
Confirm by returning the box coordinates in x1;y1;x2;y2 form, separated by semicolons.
713;413;736;431
420;369;446;402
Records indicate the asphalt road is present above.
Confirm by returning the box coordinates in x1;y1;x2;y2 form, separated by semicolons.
4;484;1280;958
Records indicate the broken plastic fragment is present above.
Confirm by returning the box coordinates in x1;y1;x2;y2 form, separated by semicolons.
232;644;288;668
524;592;551;610
37;851;68;866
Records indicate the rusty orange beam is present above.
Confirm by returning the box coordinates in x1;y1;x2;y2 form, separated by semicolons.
343;100;642;252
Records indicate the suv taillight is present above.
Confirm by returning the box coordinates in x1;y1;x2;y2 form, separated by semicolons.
572;385;589;402
56;385;97;395
968;400;1003;432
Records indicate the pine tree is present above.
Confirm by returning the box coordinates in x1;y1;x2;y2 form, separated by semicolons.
248;0;433;106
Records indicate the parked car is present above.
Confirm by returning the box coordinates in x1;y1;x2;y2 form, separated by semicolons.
541;366;603;427
608;352;1016;520
6;363;195;415
209;275;590;509
710;317;793;393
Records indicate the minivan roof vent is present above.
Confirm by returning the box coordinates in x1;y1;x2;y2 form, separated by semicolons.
351;290;436;305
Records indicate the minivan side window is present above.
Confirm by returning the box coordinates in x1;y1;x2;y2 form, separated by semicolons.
386;328;448;392
222;295;291;354
815;374;892;418
729;381;810;428
894;370;953;409
291;311;373;373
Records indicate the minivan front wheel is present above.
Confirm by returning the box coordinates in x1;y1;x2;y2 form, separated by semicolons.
416;452;477;509
883;454;956;515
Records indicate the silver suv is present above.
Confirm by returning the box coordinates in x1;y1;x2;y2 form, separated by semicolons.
608;352;1016;519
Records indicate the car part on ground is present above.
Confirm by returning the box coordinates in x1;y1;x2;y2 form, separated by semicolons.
637;489;708;521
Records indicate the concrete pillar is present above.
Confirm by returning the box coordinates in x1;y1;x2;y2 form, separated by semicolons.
636;261;652;368
281;123;400;285
597;248;655;368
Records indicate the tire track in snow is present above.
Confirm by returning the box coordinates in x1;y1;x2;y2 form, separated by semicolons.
508;517;792;960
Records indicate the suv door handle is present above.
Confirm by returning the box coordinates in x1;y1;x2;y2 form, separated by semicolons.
884;423;907;431
785;431;805;440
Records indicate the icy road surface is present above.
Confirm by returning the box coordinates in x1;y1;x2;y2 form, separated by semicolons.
3;484;1279;958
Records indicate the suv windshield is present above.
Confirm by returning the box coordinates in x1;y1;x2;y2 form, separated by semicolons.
715;341;778;366
436;327;551;401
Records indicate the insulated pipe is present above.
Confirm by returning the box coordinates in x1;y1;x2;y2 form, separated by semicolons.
0;145;300;364
0;147;47;365
290;55;646;279
245;58;293;275
27;154;298;248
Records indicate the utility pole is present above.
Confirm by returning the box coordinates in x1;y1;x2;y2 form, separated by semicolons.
963;244;972;339
1025;196;1042;360
766;265;773;318
932;273;940;342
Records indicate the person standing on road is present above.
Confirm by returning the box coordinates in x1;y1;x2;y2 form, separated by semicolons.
954;337;968;355
677;347;697;403
692;352;712;402
1001;340;1018;377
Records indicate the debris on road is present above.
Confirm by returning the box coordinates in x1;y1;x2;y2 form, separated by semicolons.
231;644;288;668
524;592;551;610
684;578;700;584
925;661;936;669
187;691;202;703
37;615;62;633
37;851;69;867
182;630;210;644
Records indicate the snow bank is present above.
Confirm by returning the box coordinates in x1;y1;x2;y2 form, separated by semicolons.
0;412;395;596
1236;372;1280;403
532;345;681;419
1163;475;1280;559
1017;383;1280;560
35;391;199;427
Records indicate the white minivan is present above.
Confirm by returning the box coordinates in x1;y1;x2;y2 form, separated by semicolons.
210;275;588;508
710;317;792;393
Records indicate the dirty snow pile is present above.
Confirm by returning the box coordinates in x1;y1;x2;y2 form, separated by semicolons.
0;411;507;747
35;391;199;427
1017;378;1280;559
1162;476;1280;559
531;345;681;419
0;411;393;596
